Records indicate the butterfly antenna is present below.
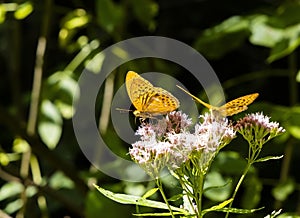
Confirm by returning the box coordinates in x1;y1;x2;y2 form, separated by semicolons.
176;85;212;109
116;108;133;113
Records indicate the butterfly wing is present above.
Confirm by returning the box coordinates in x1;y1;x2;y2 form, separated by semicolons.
218;93;259;116
126;71;180;117
126;71;154;112
142;87;180;115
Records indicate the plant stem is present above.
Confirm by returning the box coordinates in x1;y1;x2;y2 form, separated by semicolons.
156;179;175;218
197;173;205;218
225;160;253;218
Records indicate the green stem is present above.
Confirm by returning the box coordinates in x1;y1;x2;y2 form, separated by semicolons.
225;159;253;218
197;173;205;218
156;179;175;218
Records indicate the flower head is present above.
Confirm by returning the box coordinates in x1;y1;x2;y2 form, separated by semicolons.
129;111;236;177
235;112;285;146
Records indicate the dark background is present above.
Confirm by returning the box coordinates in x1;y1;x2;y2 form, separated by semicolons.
0;0;299;217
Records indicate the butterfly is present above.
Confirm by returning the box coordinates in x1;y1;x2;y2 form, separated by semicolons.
176;85;258;116
125;71;180;119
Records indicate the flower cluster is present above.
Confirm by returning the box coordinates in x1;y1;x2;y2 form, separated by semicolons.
129;111;236;178
235;112;285;146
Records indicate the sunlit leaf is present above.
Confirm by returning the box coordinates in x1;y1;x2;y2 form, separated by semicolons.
202;198;233;215
255;155;284;163
133;211;187;216
14;1;33;20
203;206;264;215
267;24;300;63
142;188;158;199
38;100;62;149
94;185;187;213
272;178;295;201
47;71;79;119
194;16;250;59
249;15;283;47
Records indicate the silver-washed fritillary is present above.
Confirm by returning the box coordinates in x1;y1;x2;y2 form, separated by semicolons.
126;71;180;119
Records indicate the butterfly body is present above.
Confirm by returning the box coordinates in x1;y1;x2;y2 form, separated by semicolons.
176;85;258;116
126;71;180;119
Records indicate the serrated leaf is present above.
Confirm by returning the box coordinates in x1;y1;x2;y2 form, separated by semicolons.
142;188;158;199
255;155;284;163
94;185;187;214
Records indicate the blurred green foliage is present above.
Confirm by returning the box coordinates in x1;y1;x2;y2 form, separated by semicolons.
0;0;299;217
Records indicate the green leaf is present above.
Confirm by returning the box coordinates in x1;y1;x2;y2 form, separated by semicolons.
96;0;124;33
194;16;250;59
14;1;33;20
47;71;79;119
133;211;187;216
129;0;158;31
94;185;187;213
38;100;62;149
287;126;300;140
272;178;295;201
202;198;233;215
168;194;183;202
142;188;158;199
267;24;300;63
203;206;264;215
204;171;231;201
255;155;284;163
249;15;283;47
242;174;262;209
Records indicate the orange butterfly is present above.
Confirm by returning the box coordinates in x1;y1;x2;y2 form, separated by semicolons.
126;71;180;119
177;85;258;116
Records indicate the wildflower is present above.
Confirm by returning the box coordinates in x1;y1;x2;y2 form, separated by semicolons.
129;111;236;177
129;111;193;178
235;112;285;147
